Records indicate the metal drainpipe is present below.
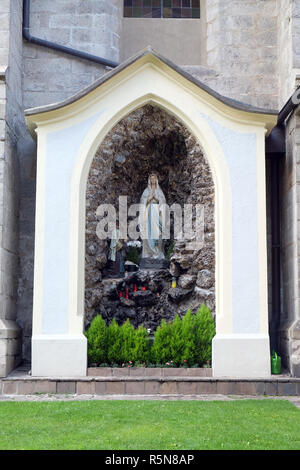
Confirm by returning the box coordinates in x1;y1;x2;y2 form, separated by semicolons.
270;151;282;354
22;0;119;69
266;125;285;354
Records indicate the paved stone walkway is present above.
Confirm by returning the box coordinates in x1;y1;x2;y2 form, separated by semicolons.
0;393;299;408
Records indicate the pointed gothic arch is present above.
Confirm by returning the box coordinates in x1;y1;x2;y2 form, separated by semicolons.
25;49;276;378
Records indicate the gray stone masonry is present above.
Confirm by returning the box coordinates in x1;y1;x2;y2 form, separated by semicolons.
205;0;279;109
22;0;121;109
278;0;300;106
276;1;300;377
291;0;300;70
278;0;293;106
0;0;24;377
280;106;300;376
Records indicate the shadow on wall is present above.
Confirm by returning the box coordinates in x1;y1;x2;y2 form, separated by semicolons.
16;132;37;362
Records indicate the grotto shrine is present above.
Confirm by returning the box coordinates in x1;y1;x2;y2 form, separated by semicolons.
24;48;277;379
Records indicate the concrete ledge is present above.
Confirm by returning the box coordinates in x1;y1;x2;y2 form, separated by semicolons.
87;367;212;377
1;376;300;396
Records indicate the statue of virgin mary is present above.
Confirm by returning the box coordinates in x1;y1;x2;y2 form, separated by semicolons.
139;172;166;261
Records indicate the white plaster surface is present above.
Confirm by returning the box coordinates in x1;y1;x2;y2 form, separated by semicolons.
212;334;271;378
201;113;260;335
42;112;102;334
31;334;87;377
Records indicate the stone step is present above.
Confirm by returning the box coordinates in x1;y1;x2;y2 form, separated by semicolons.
87;367;213;377
1;375;300;397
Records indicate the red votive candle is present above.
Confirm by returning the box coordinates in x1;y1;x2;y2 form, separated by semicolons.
133;284;137;292
142;286;146;291
118;291;123;298
125;288;129;299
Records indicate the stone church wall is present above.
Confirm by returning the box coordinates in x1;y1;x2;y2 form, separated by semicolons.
291;0;300;72
276;0;300;375
21;0;282;111
202;0;279;109
23;0;121;109
280;108;300;376
0;0;23;375
278;0;294;106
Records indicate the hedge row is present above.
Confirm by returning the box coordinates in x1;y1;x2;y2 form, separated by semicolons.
85;304;215;367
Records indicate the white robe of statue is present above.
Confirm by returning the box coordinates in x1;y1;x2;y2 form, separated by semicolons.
139;173;166;260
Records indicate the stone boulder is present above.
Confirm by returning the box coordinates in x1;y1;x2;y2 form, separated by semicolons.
169;261;181;277
168;287;193;303
131;290;158;307
178;274;196;289
196;269;214;289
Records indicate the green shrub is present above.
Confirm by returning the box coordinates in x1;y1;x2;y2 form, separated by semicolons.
151;319;173;365
150;306;215;367
169;314;185;365
107;318;123;365
106;318;151;365
181;309;197;366
119;319;136;364
85;315;108;365
132;325;150;364
168;310;202;366
194;304;216;365
86;304;215;367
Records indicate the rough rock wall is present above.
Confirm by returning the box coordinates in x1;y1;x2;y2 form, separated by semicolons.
85;105;215;331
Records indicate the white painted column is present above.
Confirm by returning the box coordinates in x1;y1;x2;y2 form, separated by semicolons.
30;115;101;377
210;121;271;378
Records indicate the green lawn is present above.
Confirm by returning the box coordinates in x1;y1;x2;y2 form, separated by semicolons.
0;399;299;450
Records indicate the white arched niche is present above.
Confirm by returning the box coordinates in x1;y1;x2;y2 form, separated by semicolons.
25;49;277;378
